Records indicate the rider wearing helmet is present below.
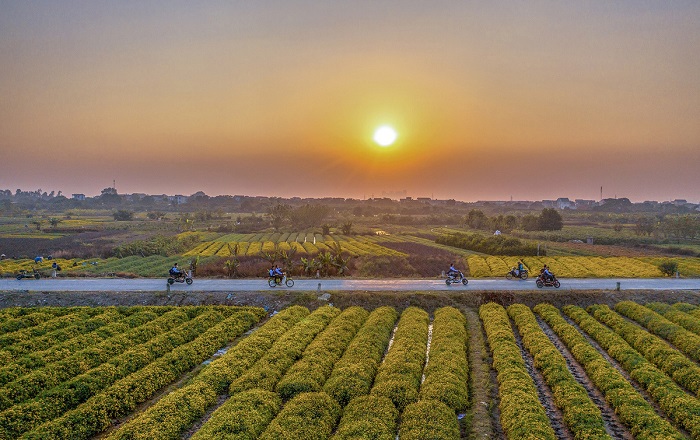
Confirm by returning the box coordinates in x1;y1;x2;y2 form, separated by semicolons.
170;263;181;276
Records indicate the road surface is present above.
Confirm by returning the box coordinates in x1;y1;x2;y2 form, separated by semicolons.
1;277;699;292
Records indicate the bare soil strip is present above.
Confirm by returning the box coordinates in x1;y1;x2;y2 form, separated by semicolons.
561;313;691;437
463;308;499;440
534;315;632;440
509;318;574;440
420;322;433;384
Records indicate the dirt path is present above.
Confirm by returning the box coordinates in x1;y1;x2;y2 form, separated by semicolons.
534;315;632;440
463;308;499;440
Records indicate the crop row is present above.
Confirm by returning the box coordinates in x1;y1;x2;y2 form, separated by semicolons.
0;309;230;437
480;303;556;439
332;307;429;440
23;309;264;440
613;301;700;363
192;307;364;440
106;306;307;440
645;302;700;335
276;307;368;400
533;303;684;439
591;303;700;398
507;304;610;439
397;306;467;440
417;307;468;410
0;308;167;386
323;307;398;406
566;305;700;438
0;308;192;411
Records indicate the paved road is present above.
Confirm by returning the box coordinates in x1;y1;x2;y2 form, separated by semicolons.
1;277;699;292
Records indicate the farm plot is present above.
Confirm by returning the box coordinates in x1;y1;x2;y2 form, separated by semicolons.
5;300;700;440
466;255;673;277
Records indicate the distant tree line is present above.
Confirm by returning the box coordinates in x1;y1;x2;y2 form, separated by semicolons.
436;232;541;256
464;208;563;232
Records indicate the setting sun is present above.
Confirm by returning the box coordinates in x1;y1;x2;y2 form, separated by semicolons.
373;126;397;147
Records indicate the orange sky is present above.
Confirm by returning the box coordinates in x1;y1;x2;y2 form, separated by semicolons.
1;2;699;201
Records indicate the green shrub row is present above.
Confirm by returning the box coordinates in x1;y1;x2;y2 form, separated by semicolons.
535;304;683;440
591;303;700;397
104;306;307;440
0;308;105;348
419;306;468;411
331;395;398;440
0;312;56;336
479;302;556;440
0;309;160;386
613;301;700;363
229;305;340;394
23;310;263;440
0;309;121;361
370;307;429;411
508;304;610;439
671;302;698;313
190;389;282;440
276;307;368;400
323;306;398;406
0;307;169;365
0;308;192;411
0;309;226;438
259;392;341;440
566;305;700;438
399;399;461;440
645;302;700;336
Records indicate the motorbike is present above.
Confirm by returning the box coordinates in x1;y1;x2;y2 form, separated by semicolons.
16;268;41;280
536;274;560;288
506;268;528;280
167;271;193;285
445;271;468;286
269;274;294;288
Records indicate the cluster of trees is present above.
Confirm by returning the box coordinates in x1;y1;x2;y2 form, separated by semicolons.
464;208;563;232
436;233;541;255
112;234;200;258
266;204;332;230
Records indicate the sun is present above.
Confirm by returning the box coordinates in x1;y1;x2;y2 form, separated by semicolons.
373;126;397;147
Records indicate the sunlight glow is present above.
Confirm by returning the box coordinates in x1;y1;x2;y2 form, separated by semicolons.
373;126;397;147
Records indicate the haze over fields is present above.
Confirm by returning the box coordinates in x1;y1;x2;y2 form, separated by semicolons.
1;1;699;202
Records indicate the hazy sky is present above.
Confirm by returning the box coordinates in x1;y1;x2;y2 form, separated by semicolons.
1;1;699;202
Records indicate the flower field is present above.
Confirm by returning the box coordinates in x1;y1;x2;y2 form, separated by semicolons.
2;300;700;439
466;255;700;277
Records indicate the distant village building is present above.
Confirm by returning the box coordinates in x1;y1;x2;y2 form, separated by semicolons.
71;194;85;201
168;195;189;205
556;198;573;209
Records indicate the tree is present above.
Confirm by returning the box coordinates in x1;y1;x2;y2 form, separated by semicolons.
521;214;539;231
48;217;62;228
267;204;291;230
341;221;353;235
113;210;134;221
538;208;563;231
321;223;332;235
634;217;656;236
289;204;331;229
31;220;43;231
466;209;487;229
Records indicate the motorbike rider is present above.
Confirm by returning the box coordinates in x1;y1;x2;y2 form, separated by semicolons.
273;265;284;282
542;265;554;282
170;263;181;277
268;265;275;279
448;262;460;279
516;260;524;277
